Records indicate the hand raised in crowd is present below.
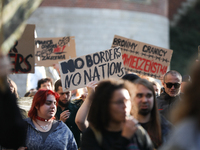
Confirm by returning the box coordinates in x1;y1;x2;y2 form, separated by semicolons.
60;110;70;122
87;81;98;96
80;81;98;101
75;81;98;131
121;117;138;140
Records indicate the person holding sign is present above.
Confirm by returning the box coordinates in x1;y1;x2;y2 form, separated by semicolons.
81;79;154;150
18;90;77;150
75;81;98;131
54;79;83;148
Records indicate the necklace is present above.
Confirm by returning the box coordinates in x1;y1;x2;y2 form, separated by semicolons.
35;120;51;131
36;116;51;122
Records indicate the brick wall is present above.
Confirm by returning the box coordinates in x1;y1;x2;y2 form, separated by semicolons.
168;0;187;20
40;0;168;17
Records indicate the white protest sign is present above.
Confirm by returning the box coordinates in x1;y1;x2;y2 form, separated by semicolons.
112;35;173;79
59;47;125;91
35;36;76;67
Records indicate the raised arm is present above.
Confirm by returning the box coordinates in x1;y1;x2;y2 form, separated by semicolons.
75;81;97;131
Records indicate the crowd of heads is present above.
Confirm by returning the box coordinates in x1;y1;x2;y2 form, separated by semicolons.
7;60;200;150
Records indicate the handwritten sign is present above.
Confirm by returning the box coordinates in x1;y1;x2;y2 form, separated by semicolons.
112;35;173;79
8;24;35;74
59;47;125;91
35;36;76;67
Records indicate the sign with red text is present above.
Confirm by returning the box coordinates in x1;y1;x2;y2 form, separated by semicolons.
35;36;76;67
59;47;125;91
8;24;35;74
112;35;173;79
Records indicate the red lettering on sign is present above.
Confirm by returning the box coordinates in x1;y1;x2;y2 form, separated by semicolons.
53;45;66;53
122;54;168;75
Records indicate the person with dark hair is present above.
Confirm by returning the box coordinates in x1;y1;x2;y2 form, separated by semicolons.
81;79;154;150
24;88;37;97
0;55;26;149
122;73;140;82
0;78;27;149
7;78;28;119
157;70;182;121
132;79;172;149
18;90;77;150
37;77;53;90
152;81;161;97
160;62;200;150
54;79;83;148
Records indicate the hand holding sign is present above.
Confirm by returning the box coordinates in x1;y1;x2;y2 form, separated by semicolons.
80;81;97;101
87;81;98;95
59;47;125;92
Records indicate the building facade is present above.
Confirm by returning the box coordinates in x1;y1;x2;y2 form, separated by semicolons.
11;0;170;96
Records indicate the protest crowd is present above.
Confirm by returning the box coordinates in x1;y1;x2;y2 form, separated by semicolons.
1;47;200;150
1;1;200;150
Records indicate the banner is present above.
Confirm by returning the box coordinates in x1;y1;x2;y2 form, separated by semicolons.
59;47;125;91
8;24;35;74
112;35;173;79
35;36;76;67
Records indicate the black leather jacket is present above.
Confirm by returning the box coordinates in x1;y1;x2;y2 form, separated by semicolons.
157;92;181;121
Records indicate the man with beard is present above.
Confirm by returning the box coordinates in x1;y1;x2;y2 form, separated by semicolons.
54;79;83;148
157;70;182;121
132;79;172;149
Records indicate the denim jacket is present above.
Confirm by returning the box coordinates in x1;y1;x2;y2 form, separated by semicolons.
25;118;77;150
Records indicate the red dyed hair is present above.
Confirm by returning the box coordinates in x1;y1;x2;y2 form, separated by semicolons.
28;90;60;120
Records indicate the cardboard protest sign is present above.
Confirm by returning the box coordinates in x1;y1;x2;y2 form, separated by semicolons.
112;35;173;79
59;47;125;91
35;36;76;67
8;24;35;74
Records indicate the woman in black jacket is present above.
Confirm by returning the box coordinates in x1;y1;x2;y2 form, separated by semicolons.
81;79;153;150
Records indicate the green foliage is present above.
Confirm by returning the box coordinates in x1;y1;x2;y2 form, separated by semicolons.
170;0;200;75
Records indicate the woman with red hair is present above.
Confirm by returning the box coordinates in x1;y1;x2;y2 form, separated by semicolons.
18;90;77;150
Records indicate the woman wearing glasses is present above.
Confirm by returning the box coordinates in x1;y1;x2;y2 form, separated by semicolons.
18;90;77;150
81;79;153;150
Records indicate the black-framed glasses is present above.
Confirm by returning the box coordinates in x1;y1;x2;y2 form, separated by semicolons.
165;82;181;89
